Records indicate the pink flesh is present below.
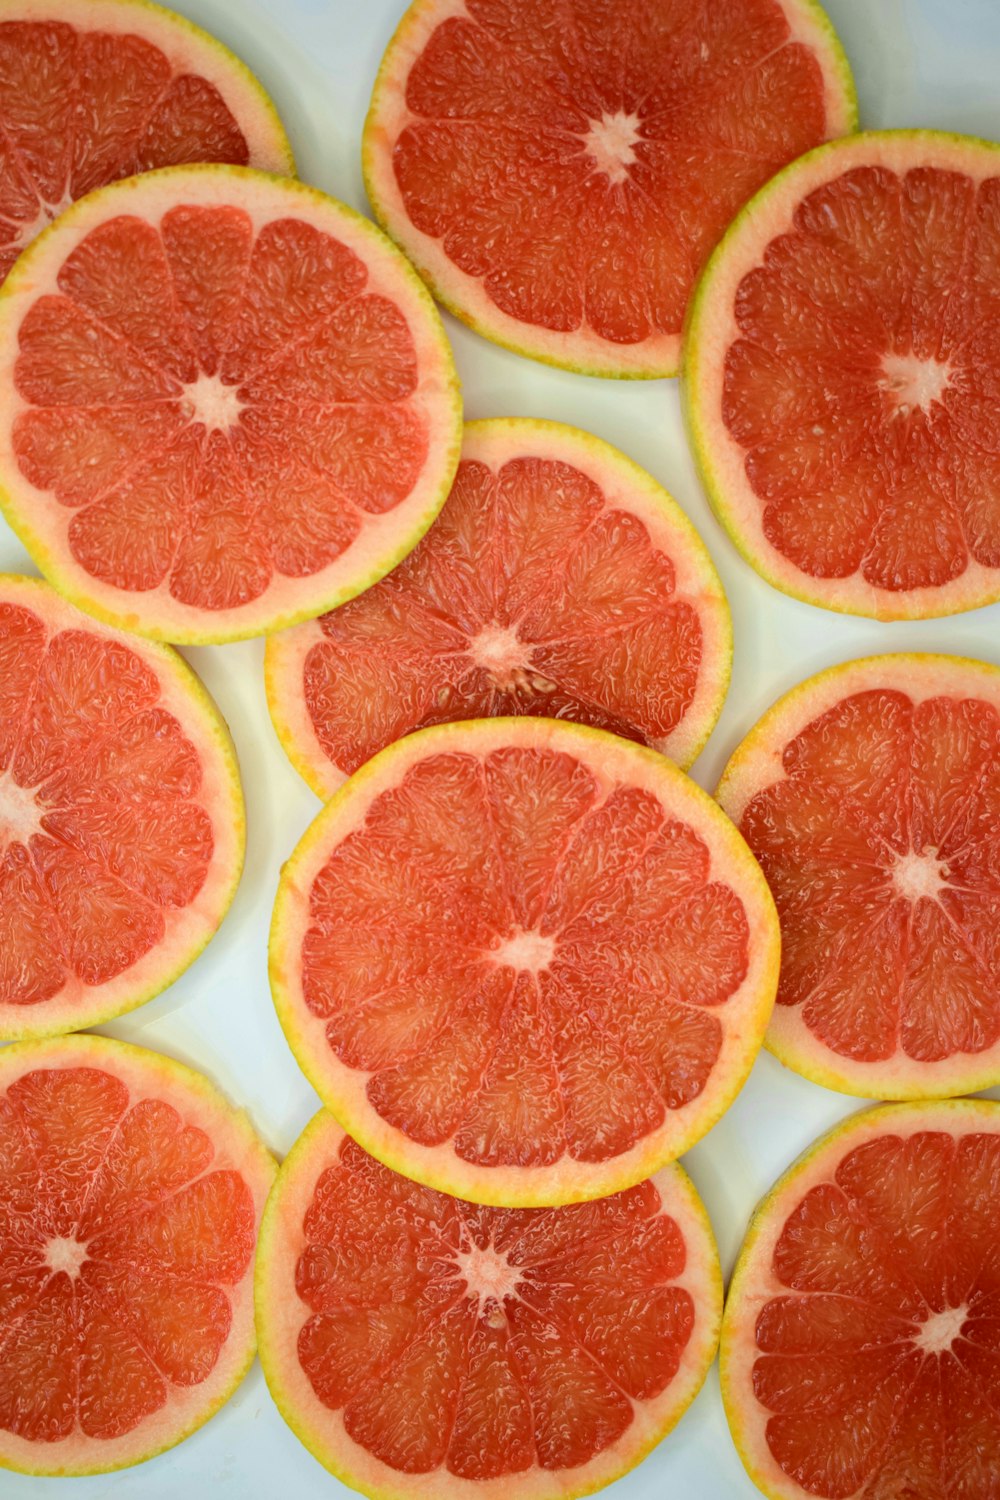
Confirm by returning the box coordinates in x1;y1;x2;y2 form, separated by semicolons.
304;453;704;775
723;165;1000;591
391;0;830;348
739;687;1000;1065
752;1127;1000;1498
0;19;252;283
295;1135;693;1476
0;600;214;1011
301;746;750;1167
12;210;429;611
0;1064;254;1442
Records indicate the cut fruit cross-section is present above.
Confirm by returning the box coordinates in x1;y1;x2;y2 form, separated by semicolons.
0;166;462;643
269;717;779;1206
256;1109;721;1500
266;417;732;796
0;1032;275;1476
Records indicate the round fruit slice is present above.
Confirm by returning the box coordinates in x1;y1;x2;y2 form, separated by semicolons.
717;654;1000;1100
722;1098;1000;1500
0;165;462;644
270;717;779;1206
0;1032;275;1476
686;129;1000;619
256;1109;721;1499
0;573;243;1040
363;0;855;378
0;0;294;285
266;418;732;798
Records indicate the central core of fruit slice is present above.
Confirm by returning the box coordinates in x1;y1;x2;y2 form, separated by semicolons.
492;927;556;975
914;1302;968;1355
0;773;43;849
467;622;532;687
880;352;951;414
890;847;948;902
44;1233;89;1279
451;1240;521;1306
180;373;245;433
581;111;641;184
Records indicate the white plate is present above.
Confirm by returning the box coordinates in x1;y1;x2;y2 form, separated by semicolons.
2;1;998;1496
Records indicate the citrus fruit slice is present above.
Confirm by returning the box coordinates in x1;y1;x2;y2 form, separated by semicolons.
266;418;732;798
686;129;1000;619
270;717;779;1206
0;1032;275;1476
363;0;856;378
722;1098;1000;1500
256;1109;721;1499
0;573;243;1040
0;0;293;285
717;653;1000;1100
0;165;462;644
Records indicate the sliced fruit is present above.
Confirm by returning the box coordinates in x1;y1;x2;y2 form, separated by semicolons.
0;1032;275;1476
270;716;779;1206
266;417;732;797
722;1098;1000;1500
0;573;243;1039
363;0;855;377
256;1108;720;1499
686;128;1000;618
0;165;462;643
0;0;293;284
717;653;1000;1100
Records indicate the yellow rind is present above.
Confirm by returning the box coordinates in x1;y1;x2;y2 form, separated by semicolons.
0;166;462;646
716;652;1000;1099
363;0;857;380
270;716;780;1207
255;1106;723;1500
0;573;246;1042
720;1097;1000;1500
264;415;733;799
0;1032;277;1478
683;128;1000;620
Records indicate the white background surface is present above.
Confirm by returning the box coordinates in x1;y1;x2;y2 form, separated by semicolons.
3;1;1000;1496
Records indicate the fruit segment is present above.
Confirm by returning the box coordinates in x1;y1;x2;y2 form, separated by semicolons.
266;418;731;795
270;717;779;1206
0;1033;275;1476
722;1099;1000;1500
0;168;462;643
256;1109;721;1499
364;0;855;376
0;574;243;1040
718;653;1000;1099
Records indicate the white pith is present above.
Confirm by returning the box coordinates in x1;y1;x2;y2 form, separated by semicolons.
181;372;245;433
582;112;640;185
0;772;44;850
467;622;534;688
451;1241;522;1308
913;1302;968;1355
890;847;948;903
44;1234;89;1280
880;351;951;415
491;928;556;975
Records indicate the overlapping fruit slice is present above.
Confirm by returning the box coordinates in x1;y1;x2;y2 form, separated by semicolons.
722;1099;1000;1500
0;0;293;284
270;717;779;1206
686;130;1000;617
0;166;462;642
364;0;855;375
718;653;1000;1099
0;1033;275;1475
256;1109;721;1499
0;574;243;1039
266;418;731;795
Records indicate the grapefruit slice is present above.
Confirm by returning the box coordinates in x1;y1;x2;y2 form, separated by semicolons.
0;1032;275;1476
266;418;732;798
363;0;856;378
269;717;779;1206
722;1098;1000;1500
717;654;1000;1100
0;165;462;644
255;1109;721;1499
0;0;293;285
686;129;1000;618
0;573;243;1040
